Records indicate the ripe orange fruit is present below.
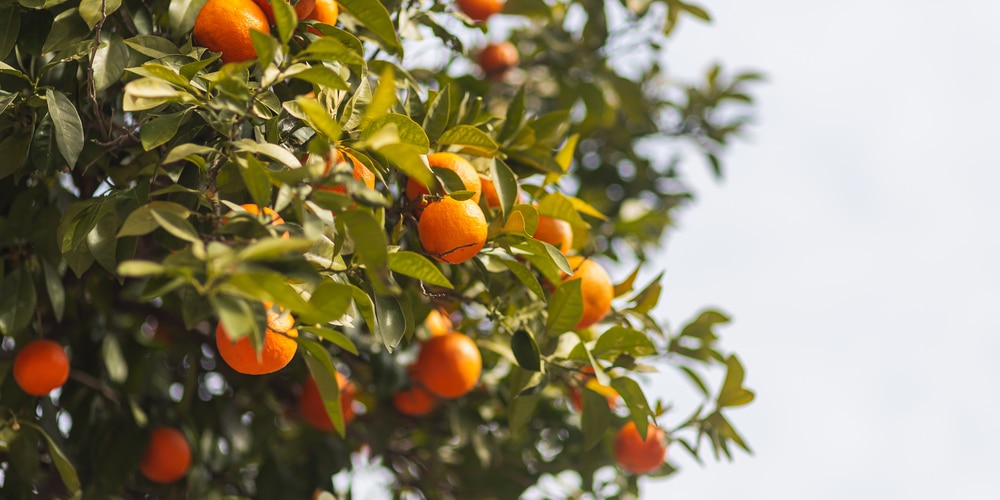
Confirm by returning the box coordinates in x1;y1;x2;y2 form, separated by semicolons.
411;332;482;399
252;0;315;24
140;427;192;484
13;340;70;396
457;0;503;22
418;197;488;264
533;215;573;254
563;256;613;329
193;0;270;64
319;150;375;193
424;308;453;337
392;385;437;416
478;41;519;78
614;421;667;474
298;373;356;431
240;203;284;225
306;0;339;25
406;152;482;208
238;203;289;239
215;303;298;375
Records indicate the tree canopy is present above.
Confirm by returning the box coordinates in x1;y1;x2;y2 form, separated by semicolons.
0;0;759;498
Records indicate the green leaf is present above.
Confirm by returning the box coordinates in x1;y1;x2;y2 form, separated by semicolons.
299;326;358;355
510;329;541;371
338;211;391;291
546;279;583;335
211;294;260;344
271;0;297;44
499;258;544;300
630;272;664;315
716;355;754;408
0;8;20;60
679;365;710;397
376;143;436;192
295;97;341;142
297;37;365;65
552;133;578;172
45;89;84;168
102;335;128;383
437;125;500;155
581;387;612;451
300;337;346;437
236;238;313;261
388;251;453;289
41;260;65;322
140;110;187;151
21;422;80;495
150;209;201;243
592;327;656;359
288;65;350;90
507;393;540;432
338;0;403;55
371;291;407;351
505;147;563;174
422;87;451;142
164;143;215;165
680;309;730;340
0;131;32;180
117;260;166;277
613;263;641;298
611;376;656;439
0;267;37;337
682;2;712;21
537;192;589;229
304;281;355;325
359;113;430;151
92;32;128;92
233;139;302;168
360;66;396;129
498;86;526;143
238;154;273;208
79;0;122;28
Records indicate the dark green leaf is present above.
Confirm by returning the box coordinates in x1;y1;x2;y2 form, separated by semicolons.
140;110;187;151
0;8;19;60
592;327;656;359
0;267;37;337
45;89;84;168
299;326;358;355
437;125;499;155
499;258;544;300
41;260;65;322
581;387;612;451
510;329;541;371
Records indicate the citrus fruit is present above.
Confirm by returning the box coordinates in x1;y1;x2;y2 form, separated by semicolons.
193;0;270;64
424;308;453;337
306;0;339;25
140;427;192;484
13;340;70;396
298;373;356;431
252;0;315;24
392;385;437;416
418;197;488;264
215;303;298;375
479;41;519;78
238;203;289;239
457;0;503;22
411;332;482;399
533;215;573;254
406;152;482;208
319;150;375;193
563;256;613;329
614;421;667;474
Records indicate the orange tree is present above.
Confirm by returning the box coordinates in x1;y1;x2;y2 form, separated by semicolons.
0;0;759;498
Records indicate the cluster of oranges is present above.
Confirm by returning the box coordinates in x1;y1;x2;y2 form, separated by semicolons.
193;0;340;63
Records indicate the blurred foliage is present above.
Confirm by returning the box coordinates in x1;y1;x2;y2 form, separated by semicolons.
0;0;758;498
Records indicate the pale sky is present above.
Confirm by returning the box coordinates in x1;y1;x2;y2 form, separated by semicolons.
646;1;1000;498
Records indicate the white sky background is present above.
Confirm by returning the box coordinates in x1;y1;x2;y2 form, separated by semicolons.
643;1;1000;498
